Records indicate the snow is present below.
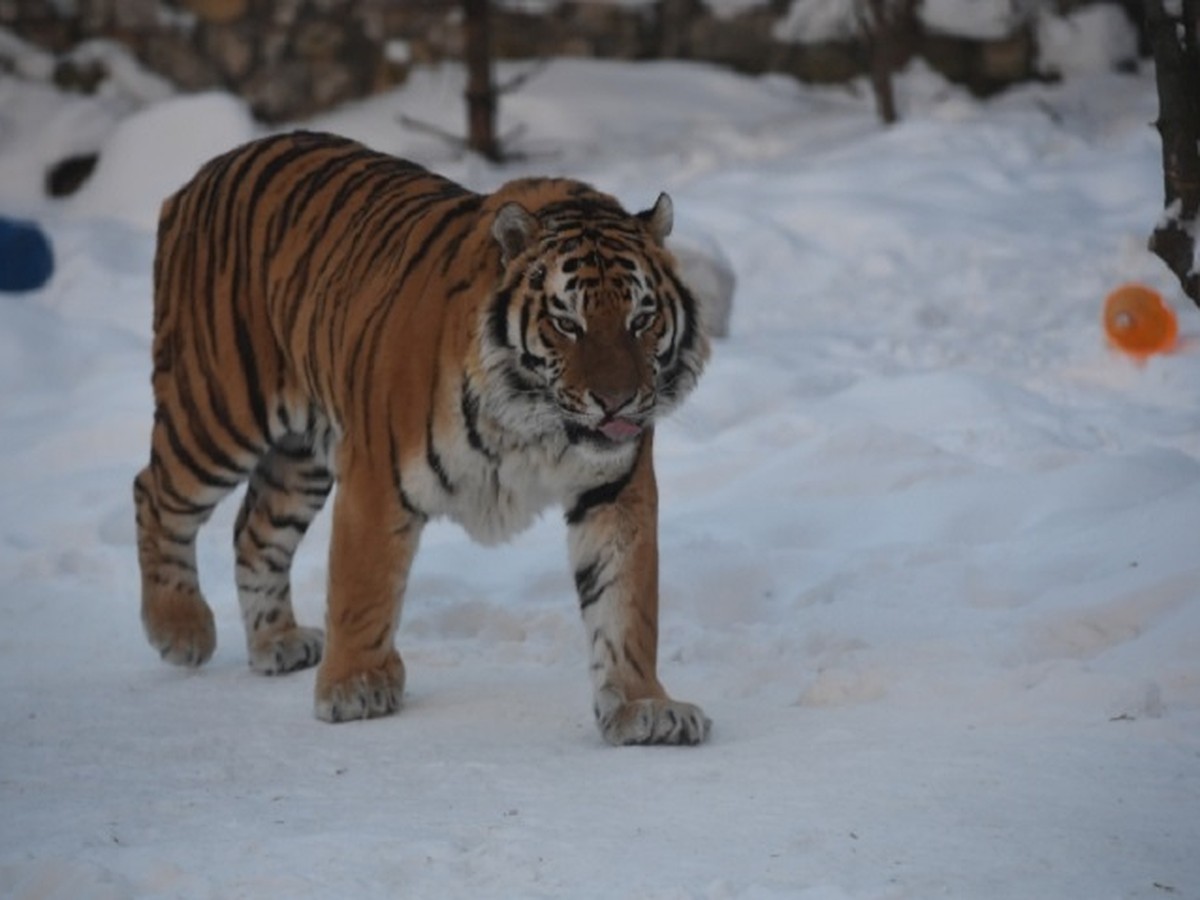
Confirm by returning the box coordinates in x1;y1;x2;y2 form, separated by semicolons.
920;0;1030;41
1036;4;1140;77
772;0;861;44
2;49;1199;900
67;91;256;231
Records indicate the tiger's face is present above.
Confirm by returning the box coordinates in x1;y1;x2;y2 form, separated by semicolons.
482;192;709;452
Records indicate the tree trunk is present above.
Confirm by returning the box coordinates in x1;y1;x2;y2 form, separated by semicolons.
1146;0;1200;306
868;50;898;125
862;0;914;126
463;0;501;162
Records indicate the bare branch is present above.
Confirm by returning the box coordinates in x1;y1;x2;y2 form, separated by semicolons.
497;59;550;96
397;114;470;152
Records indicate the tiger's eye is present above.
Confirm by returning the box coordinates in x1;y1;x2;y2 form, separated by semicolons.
630;312;655;333
553;316;583;338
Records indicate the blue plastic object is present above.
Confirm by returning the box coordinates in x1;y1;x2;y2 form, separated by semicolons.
0;217;54;292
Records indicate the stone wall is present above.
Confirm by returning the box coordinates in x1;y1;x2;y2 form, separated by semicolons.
0;0;1141;123
1;0;399;120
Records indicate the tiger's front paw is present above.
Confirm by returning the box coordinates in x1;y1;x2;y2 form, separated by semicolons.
313;651;405;723
594;688;712;746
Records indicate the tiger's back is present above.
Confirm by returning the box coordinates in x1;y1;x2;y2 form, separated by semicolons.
136;131;712;745
152;132;480;465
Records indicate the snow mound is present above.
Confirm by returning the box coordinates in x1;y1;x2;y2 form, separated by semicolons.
1037;4;1140;77
69;92;258;232
920;0;1027;40
773;0;860;43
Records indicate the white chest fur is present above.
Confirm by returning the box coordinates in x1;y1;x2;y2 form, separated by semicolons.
400;412;636;545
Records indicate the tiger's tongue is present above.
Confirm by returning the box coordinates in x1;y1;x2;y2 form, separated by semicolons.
599;418;642;442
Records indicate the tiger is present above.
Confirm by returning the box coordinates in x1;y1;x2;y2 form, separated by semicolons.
133;130;711;746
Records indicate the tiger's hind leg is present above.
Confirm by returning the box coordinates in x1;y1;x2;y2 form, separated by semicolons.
134;412;252;667
233;435;332;675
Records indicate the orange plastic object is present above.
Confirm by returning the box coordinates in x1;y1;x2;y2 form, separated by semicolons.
1103;283;1178;358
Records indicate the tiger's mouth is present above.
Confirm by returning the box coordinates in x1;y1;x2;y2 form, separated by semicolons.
564;415;645;446
596;417;642;442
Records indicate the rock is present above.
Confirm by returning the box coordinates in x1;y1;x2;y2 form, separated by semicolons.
53;57;108;93
142;32;220;91
181;0;249;26
45;154;99;197
203;22;256;81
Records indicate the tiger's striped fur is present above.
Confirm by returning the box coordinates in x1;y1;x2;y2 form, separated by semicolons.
134;131;710;745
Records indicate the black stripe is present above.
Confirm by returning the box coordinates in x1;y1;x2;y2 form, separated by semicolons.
192;160;231;358
368;623;392;652
399;488;426;520
423;336;455;496
298;483;332;501
394;194;484;287
232;308;272;442
387;420;405;498
437;227;471;275
255;462;289;494
662;266;701;355
237;135;338;273
517;295;535;360
400;489;424;518
460;381;499;462
274;439;315;461
233;485;256;538
156;554;196;574
519;352;544;372
565;465;635;525
540;197;627;223
386;421;427;521
265;511;313;533
279;164;381;330
151;453;216;517
160;524;193;546
176;333;263;458
242;526;290;573
210;138;283;339
276;403;292;433
625;648;646;681
574;560;613;612
157;408;242;490
350;191;481;430
359;187;461;275
503;364;541;398
426;433;455;495
488;285;516;348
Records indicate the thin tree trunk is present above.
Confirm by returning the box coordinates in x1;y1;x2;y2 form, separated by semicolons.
862;0;914;126
463;0;501;161
1146;0;1200;306
869;50;898;125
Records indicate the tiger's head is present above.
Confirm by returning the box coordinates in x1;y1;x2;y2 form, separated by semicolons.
481;187;709;454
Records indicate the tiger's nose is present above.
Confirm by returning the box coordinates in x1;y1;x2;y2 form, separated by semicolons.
592;387;636;415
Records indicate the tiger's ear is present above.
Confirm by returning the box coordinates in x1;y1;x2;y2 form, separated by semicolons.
492;202;539;265
637;192;673;245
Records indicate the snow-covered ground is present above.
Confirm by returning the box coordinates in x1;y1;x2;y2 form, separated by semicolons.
1;48;1198;900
